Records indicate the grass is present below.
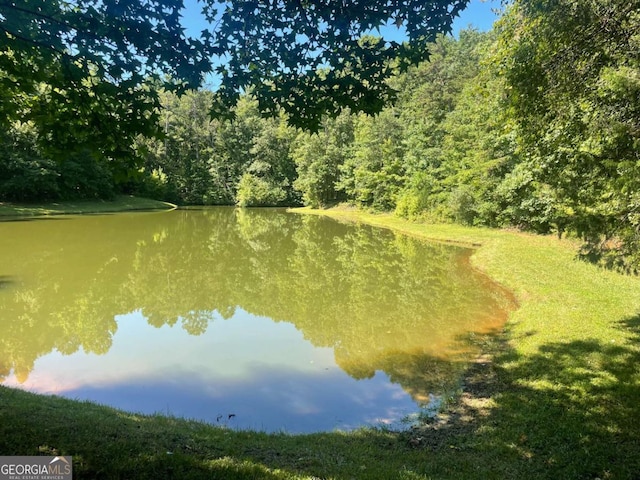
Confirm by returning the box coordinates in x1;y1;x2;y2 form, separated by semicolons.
0;195;176;217
2;206;640;479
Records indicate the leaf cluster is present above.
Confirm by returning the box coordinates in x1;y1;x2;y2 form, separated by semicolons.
0;0;211;91
206;0;470;129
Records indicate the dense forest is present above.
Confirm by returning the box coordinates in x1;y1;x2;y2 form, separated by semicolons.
1;0;639;270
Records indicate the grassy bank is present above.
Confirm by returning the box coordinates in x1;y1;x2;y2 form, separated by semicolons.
1;207;639;479
0;195;176;217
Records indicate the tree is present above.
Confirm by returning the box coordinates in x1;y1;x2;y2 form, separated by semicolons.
496;0;640;269
292;111;354;208
0;123;59;201
209;98;263;201
391;30;492;220
433;32;521;227
206;0;472;129
0;0;210;93
338;109;406;210
136;89;225;204
237;114;300;206
0;0;211;152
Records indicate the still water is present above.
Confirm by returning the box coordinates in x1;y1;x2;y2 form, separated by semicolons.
0;208;513;433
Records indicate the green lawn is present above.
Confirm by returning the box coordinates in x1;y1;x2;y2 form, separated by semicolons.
1;206;639;479
0;195;175;217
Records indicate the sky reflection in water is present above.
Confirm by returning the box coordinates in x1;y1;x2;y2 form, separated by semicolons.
3;311;418;432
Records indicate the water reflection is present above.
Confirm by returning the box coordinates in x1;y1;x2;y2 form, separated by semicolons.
0;208;514;432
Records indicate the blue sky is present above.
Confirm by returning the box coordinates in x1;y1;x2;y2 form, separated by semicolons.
451;0;502;34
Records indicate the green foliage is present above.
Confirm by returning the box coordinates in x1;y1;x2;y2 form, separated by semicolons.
248;115;301;206
57;151;116;200
206;0;471;129
496;0;640;267
135;93;300;206
0;0;209;199
3;0;640;267
0;1;210;92
447;186;477;225
0;0;474;203
234;173;287;207
338;110;406;210
0;62;161;200
492;163;560;233
393;31;498;221
0;124;58;201
292;111;354;208
146;90;223;205
208;97;264;204
135;90;243;205
0;123;115;201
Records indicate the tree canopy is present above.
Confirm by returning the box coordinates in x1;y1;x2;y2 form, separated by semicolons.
1;0;469;130
0;0;211;92
205;0;469;128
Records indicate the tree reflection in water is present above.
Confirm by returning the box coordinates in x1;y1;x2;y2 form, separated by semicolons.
0;208;514;424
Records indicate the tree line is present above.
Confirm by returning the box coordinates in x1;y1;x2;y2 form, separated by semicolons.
1;0;639;270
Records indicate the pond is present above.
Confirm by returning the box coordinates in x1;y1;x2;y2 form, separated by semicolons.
0;208;514;433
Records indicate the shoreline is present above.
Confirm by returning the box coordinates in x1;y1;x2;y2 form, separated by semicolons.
0;195;176;218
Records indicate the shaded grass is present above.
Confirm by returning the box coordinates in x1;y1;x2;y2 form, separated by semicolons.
0;195;175;217
1;206;639;479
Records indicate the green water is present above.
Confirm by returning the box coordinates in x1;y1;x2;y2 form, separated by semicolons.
0;208;513;432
